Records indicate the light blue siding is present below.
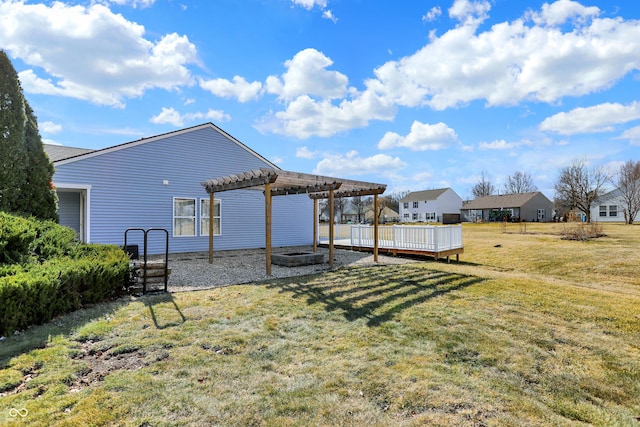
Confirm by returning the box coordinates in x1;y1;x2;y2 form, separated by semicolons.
57;191;81;236
52;125;314;254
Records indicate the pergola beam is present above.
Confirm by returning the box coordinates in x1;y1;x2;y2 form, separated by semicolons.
201;168;387;274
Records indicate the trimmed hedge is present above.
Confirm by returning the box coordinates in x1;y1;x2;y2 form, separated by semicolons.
0;213;130;336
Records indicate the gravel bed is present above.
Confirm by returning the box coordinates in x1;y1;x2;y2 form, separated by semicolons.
147;246;416;292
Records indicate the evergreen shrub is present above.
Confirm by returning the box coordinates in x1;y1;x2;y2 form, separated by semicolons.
0;213;130;335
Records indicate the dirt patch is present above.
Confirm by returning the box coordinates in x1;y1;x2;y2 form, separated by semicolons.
68;340;170;392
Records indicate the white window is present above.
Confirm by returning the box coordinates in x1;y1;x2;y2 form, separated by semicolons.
609;205;618;217
173;198;196;236
426;212;436;221
599;205;607;217
403;213;410;219
413;201;419;208
537;209;545;221
200;198;221;236
403;202;409;209
412;213;418;220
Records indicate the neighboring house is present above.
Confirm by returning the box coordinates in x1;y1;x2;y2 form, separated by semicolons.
591;186;640;223
461;192;553;222
45;123;314;255
399;188;463;223
366;206;399;224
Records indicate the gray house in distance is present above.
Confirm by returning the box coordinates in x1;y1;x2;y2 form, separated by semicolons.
461;192;553;222
45;123;314;254
590;185;640;223
399;188;463;223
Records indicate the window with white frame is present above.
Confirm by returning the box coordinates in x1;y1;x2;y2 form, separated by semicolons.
403;202;409;209
426;212;436;221
200;198;221;236
173;198;196;236
403;213;410;219
599;205;607;217
600;205;619;217
412;213;418;220
537;209;545;221
413;201;419;208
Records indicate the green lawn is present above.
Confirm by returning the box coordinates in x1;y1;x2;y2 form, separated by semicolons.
1;223;639;426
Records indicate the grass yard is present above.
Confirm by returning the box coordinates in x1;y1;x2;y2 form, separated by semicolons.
1;223;639;426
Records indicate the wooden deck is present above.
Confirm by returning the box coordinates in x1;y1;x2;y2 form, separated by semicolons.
318;239;464;263
318;224;464;263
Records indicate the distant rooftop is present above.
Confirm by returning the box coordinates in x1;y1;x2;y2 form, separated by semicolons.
44;144;95;162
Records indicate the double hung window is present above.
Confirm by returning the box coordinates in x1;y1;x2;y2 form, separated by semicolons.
200;199;221;236
173;198;196;236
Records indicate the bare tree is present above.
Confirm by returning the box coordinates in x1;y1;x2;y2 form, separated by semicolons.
334;197;347;223
472;171;495;198
350;196;367;223
504;171;537;194
375;195;395;222
613;160;640;224
554;159;609;223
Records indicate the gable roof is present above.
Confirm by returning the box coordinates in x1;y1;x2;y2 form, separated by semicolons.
462;192;547;210
44;144;95;162
400;188;448;203
43;122;278;169
400;188;449;202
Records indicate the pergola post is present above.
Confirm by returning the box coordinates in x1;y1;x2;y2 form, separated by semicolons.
373;193;379;262
208;192;214;264
313;198;318;253
265;182;272;276
329;189;334;268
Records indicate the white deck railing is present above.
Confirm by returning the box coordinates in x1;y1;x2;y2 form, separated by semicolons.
319;224;463;252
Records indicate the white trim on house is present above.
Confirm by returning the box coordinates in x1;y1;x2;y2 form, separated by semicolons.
199;198;221;237
52;182;91;243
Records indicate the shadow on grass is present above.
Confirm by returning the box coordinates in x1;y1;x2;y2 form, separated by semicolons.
267;264;486;327
0;297;132;365
141;292;186;329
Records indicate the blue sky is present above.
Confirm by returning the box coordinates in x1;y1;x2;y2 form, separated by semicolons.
1;0;639;200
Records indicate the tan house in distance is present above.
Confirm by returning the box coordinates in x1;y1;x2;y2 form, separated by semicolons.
461;192;553;222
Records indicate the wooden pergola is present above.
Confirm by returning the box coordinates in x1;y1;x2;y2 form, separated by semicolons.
201;168;387;275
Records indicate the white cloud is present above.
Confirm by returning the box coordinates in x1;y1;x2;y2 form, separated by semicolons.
0;1;197;107
423;7;442;22
322;9;338;23
478;138;533;150
296;146;318;159
199;76;263;102
478;139;512;150
290;0;336;22
377;121;458;151
39;121;62;134
257;91;395;139
150;107;230;127
528;0;600;26
106;0;156;8
363;0;640;110
258;1;640;139
539;102;640;135
448;0;491;25
291;0;327;10
313;150;406;177
265;48;350;101
618;126;640;146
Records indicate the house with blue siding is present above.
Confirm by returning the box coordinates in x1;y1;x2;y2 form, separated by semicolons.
45;123;314;255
